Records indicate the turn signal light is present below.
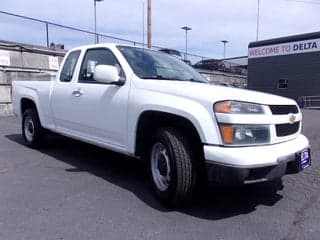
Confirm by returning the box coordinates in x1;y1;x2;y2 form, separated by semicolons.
214;101;232;113
219;125;234;144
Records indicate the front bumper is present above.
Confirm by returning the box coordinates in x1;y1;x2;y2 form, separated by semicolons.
204;134;310;184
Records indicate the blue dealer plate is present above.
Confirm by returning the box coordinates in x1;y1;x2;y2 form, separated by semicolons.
300;149;311;170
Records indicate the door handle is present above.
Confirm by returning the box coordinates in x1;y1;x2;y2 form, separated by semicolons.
72;89;83;97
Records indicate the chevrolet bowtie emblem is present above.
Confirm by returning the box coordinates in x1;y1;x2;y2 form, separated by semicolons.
288;114;296;124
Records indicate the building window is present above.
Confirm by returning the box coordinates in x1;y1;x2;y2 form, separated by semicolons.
278;79;288;89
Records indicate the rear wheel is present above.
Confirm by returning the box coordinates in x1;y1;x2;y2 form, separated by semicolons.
149;128;197;207
22;108;45;148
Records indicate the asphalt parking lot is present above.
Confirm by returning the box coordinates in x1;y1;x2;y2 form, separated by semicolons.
0;110;319;240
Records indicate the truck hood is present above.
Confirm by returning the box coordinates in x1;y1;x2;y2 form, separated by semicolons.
136;80;297;106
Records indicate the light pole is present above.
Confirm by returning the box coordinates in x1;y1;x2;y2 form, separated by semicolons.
256;0;260;41
94;0;104;44
221;40;228;59
181;26;192;60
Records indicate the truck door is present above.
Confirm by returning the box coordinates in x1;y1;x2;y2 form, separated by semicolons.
56;47;129;151
51;50;81;133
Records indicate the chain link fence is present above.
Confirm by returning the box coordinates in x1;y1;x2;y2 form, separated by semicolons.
0;10;247;76
299;96;320;108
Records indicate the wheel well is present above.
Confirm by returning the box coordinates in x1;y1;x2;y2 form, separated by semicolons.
21;98;37;116
135;111;204;162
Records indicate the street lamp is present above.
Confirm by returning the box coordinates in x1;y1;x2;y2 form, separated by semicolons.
221;40;228;59
256;0;260;41
94;0;104;44
181;26;192;60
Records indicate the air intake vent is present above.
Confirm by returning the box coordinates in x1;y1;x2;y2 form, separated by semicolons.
269;105;299;115
276;122;300;137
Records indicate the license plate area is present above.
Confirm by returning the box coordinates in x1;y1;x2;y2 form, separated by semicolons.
300;149;311;170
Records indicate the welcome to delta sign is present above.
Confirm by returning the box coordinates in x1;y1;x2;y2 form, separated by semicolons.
248;38;320;59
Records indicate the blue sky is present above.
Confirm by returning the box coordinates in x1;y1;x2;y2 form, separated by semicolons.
0;0;319;61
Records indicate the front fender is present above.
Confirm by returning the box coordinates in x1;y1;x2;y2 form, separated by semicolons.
127;89;221;154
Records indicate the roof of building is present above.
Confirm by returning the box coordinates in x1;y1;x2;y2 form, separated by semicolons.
249;31;320;48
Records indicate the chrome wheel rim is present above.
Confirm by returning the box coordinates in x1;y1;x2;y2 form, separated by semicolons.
24;116;34;142
151;142;171;191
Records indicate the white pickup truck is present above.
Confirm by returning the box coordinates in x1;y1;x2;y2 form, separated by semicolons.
12;43;311;206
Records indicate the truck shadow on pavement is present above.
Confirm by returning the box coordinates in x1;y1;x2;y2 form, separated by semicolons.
6;134;284;220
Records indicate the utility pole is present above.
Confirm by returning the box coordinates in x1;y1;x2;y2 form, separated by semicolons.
142;1;145;48
147;0;152;48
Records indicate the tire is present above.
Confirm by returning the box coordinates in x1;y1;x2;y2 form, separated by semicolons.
149;127;197;207
22;108;45;148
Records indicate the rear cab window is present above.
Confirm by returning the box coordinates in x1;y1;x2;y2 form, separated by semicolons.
60;50;81;82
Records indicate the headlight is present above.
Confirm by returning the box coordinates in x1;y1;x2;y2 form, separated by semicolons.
214;101;269;146
219;124;270;146
214;101;265;114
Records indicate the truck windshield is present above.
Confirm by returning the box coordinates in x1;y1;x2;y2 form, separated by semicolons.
117;46;208;83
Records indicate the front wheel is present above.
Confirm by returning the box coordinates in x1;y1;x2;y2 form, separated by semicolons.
22;109;45;148
149;128;197;207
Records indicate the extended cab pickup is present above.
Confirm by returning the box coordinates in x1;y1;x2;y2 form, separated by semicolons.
12;44;311;206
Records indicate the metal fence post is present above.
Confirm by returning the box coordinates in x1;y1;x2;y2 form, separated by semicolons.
45;22;49;47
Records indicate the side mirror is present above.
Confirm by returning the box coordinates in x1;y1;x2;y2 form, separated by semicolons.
93;65;120;84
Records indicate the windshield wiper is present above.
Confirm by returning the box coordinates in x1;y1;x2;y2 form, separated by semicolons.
140;75;184;81
140;75;208;83
185;78;208;83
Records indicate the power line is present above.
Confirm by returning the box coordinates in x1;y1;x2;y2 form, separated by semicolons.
285;0;320;5
0;10;210;59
